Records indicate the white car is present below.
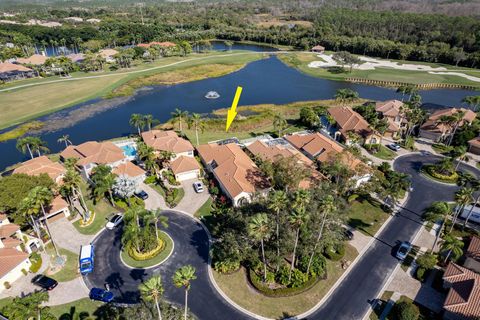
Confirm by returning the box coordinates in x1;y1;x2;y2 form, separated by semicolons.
106;213;123;230
193;181;204;193
396;241;412;260
387;143;401;151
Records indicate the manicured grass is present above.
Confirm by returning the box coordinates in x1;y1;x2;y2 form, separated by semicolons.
278;52;480;87
368;145;396;160
0;51;264;130
45;244;80;282
195;197;213;218
120;231;173;268
0;297;13;310
73;199;117;235
172;187;185;207
420;165;458;184
347;196;390;236
149;183;166;198
212;244;358;318
49;298;103;319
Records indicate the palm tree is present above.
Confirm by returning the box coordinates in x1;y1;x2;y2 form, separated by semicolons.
306;195;336;275
189;113;206;146
171;108;189;132
139;275;164;320
444;111;466;146
273;113;288;137
424;201;451;251
144;114;155;131
173;265;197;320
440;235;464;263
462;95;480;112
288;207;308;281
147;209;169;239
16;137;35;159
57;134;72;148
130;113;146;135
26;137;49;157
122;221;140;252
248;213;271;282
90;165;116;205
450;187;474;233
61;167;89;219
267;190;288;261
334;89;359;107
462;179;480;228
451;146;469;170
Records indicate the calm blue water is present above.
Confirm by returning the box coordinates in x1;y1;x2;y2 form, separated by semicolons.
1;44;478;171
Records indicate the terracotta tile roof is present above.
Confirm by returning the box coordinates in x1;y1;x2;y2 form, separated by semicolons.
0;224;20;238
197;143;269;198
13;156;65;182
66;53;85;63
45;195;68;215
138;41;176;48
1;238;22;248
328;106;374;138
112;161;145;178
443;263;480;319
375;100;404;118
468;137;480;148
284;132;344;162
142;130;194;154
16;54;47;65
170;156;200;175
421;108;476;134
0;248;29;278
98;49;118;58
0;62;32;73
311;45;325;51
60;141;125;167
467;236;480;260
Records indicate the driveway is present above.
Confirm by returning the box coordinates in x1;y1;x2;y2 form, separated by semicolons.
141;183;167;211
48;217;94;253
175;179;210;214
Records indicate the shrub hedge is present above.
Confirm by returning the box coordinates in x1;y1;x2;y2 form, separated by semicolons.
423;165;458;182
127;238;165;261
248;268;320;297
29;252;42;273
324;243;346;261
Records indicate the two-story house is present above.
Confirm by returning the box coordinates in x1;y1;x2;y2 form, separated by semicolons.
375;100;407;138
419;108;476;142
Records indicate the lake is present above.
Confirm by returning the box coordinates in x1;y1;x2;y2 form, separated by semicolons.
1;43;478;171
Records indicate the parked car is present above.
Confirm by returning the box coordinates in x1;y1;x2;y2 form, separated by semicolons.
135;190;148;200
343;227;354;240
193;181;204;193
106;213;123;230
31;275;58;291
396;241;412;260
387;143;401;151
89;288;114;303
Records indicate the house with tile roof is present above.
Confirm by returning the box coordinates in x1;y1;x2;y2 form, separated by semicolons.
464;236;480;274
197;143;270;206
169;156;201;182
137;41;177;48
15;54;47;66
442;262;480;320
375;100;408;138
142;130;195;160
98;49;118;63
327;106;381;145
60;141;127;179
112;161;146;185
13;156;66;184
0;62;34;81
245;138;324;189
420;108;476;142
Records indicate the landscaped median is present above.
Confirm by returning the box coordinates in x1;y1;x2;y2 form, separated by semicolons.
120;231;174;268
212;244;358;319
420;164;458;184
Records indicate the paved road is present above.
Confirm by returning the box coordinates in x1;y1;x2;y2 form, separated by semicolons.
83;210;251;320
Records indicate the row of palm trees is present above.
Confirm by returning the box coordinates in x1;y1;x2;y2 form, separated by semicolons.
16;134;73;159
139;265;196;320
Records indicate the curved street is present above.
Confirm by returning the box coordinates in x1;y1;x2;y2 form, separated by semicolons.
85;154;477;320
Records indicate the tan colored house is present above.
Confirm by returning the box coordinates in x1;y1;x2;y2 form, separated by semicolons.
42;195;70;223
311;45;325;53
16;54;47;66
442;262;480;320
197;143;270;206
245;139;323;189
468;137;480;155
112;161;146;185
13;156;66;184
375;100;407;138
98;49;119;63
60;141;126;178
142;130;194;159
137;41;177;48
420;108;476;142
0;62;34;81
170;156;201;181
327;107;381;144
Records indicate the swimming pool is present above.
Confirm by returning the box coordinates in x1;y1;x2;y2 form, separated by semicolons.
121;144;137;157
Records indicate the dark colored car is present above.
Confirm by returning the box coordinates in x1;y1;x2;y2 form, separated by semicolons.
343;227;354;240
31;275;58;291
89;288;114;302
135;190;149;200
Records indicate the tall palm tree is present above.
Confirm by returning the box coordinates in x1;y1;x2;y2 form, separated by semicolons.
173;265;197;320
267;190;288;261
334;89;359;107
171;108;189;132
306;195;336;275
462;179;480;228
462;95;480;112
16;137;35;159
446;111;466;146
146;209;169;239
440;235;464;263
273;113;288;137
62;167;89;219
451;146;469;170
139;275;164;320
189;113;206;146
130;113;146;135
144;114;155;131
288;207;307;281
26;137;49;157
90;165;116;205
424;201;451;251
450;187;473;233
57;134;72;148
248;213;271;282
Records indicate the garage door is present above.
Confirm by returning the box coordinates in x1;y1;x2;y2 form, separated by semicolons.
47;213;65;223
176;171;198;181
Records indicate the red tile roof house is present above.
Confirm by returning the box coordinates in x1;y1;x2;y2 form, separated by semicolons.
442;262;480;320
60;141;128;180
15;54;48;66
327;107;382;145
0;62;34;82
169;156;201;182
112;161;147;185
0;214;34;292
419;108;476;143
375;100;408;138
464;236;480;274
197;143;270;207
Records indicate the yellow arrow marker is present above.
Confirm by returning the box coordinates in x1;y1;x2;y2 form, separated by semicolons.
225;86;243;132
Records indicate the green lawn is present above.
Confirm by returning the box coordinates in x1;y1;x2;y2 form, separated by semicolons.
45;244;80;282
0;297;13;310
370;291;394;320
49;298;103;319
347;196;390;236
368;145;396;160
120;231;173;268
195;197;213;218
386;295;442;320
212;244;358;318
172;187;185;207
73;199;117;235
